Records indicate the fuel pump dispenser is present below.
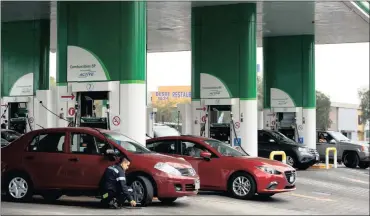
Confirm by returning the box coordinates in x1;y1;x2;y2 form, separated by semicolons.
62;81;121;131
264;108;304;144
146;107;157;138
178;99;243;147
74;91;109;129
263;88;306;144
1;97;35;134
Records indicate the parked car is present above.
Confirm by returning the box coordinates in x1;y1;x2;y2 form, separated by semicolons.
146;135;297;200
146;124;181;139
1;129;22;142
1;127;199;205
316;130;369;169
154;124;181;137
258;130;319;170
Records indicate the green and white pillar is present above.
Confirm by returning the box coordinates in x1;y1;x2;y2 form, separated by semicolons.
57;2;147;143
119;1;147;144
263;35;316;149
191;3;258;156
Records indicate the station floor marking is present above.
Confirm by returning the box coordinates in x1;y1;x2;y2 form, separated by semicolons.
341;177;369;184
288;193;335;202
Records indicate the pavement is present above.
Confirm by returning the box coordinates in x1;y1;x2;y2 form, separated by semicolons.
1;166;369;215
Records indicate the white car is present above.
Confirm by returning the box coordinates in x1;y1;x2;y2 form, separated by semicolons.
146;124;181;139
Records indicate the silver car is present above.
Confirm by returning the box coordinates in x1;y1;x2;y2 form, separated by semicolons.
316;130;369;169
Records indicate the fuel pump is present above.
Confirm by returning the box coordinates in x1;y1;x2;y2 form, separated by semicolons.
264;109;304;144
7;102;29;134
74;91;109;129
146;107;157;138
207;105;232;143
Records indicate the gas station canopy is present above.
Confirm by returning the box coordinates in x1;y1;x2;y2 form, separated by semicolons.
1;1;369;53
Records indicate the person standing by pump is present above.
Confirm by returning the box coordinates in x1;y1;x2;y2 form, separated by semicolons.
100;155;137;209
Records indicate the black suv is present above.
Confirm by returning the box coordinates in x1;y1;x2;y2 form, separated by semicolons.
258;129;319;170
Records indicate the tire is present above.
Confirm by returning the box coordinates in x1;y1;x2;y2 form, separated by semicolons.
131;176;154;207
286;155;296;168
41;192;62;201
228;172;256;200
343;152;360;168
4;172;33;202
358;162;370;169
158;197;177;204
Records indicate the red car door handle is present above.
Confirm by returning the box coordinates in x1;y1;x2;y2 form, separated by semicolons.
24;156;34;160
68;158;79;162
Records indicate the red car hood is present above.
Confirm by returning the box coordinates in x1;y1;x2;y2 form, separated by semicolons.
132;153;192;169
237;156;294;171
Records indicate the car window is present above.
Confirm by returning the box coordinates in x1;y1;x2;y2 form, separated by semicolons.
147;140;178;154
317;132;333;144
258;132;272;143
204;139;248;157
71;133;104;155
180;141;212;158
103;131;151;154
28;133;65;153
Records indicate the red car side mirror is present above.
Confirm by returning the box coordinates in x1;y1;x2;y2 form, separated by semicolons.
200;151;211;159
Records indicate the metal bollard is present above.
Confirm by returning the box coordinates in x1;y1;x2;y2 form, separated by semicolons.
269;151;287;164
325;147;337;169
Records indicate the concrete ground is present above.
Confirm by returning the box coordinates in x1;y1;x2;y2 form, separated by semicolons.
1;166;369;215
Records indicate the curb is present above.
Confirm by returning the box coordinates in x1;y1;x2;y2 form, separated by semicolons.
310;163;333;169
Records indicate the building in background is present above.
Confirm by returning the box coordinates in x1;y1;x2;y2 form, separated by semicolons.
328;102;366;141
150;86;191;107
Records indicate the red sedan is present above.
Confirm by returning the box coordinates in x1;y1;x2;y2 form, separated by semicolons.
146;135;296;199
1;128;199;205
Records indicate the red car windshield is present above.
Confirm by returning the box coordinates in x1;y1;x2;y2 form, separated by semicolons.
204;139;248;157
103;132;151;154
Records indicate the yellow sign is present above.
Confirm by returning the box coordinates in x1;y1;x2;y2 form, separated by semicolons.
151;86;191;106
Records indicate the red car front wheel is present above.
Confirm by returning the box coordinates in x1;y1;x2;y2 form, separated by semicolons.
228;172;256;200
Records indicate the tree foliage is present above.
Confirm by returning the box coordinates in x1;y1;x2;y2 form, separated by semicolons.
358;88;370;123
153;100;178;123
257;75;263;111
316;90;332;130
49;76;56;87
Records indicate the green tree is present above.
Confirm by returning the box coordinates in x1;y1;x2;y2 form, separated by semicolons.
358;88;370;123
257;75;263;111
49;76;56;87
316;90;332;130
153;100;178;123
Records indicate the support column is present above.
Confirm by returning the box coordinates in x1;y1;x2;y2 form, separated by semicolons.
57;2;147;143
191;3;258;156
263;35;316;149
120;1;147;144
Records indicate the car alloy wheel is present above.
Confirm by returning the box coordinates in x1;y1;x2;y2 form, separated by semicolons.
232;176;251;197
286;156;295;167
8;177;28;199
132;180;145;203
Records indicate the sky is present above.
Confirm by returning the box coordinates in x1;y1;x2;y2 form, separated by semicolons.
49;42;369;105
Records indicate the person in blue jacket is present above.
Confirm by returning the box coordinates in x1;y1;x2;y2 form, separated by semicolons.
100;155;137;208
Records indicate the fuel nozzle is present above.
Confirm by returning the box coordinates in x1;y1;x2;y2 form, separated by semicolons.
106;102;110;113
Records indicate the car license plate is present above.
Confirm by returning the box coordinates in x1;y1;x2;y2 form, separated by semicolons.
316;155;319;161
290;176;294;183
195;179;200;190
